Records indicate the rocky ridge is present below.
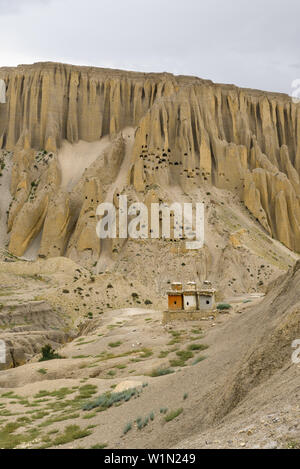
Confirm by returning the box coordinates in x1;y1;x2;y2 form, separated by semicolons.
0;62;299;277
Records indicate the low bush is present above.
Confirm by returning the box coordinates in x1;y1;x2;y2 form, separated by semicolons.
187;343;208;352
83;388;139;411
217;303;232;311
164;408;183;422
149;368;174;378
123;422;132;435
39;345;63;362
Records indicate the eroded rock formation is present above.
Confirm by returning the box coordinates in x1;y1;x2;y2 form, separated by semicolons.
0;300;74;370
0;62;299;258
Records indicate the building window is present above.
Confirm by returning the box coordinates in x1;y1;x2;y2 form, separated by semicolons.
206;300;210;305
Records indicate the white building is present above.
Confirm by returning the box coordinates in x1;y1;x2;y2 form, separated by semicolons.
167;280;216;313
183;282;197;311
197;281;216;311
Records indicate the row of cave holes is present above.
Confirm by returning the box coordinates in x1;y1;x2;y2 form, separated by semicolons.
85;197;100;204
140;145;211;178
143;161;211;179
140;146;171;165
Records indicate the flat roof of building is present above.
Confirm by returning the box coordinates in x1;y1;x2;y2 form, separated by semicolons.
167;289;216;295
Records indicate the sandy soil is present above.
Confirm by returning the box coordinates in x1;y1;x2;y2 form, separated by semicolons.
0;257;299;449
58;138;112;192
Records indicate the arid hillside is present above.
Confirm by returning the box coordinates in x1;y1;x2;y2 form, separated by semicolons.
0;62;300;268
0;63;299;450
0;258;299;449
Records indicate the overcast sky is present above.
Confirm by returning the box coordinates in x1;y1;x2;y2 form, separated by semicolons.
0;0;299;94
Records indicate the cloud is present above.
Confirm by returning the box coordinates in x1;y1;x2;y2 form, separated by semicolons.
0;0;299;94
0;0;51;15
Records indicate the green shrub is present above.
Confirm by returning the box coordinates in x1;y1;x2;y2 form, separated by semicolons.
39;345;63;362
176;350;193;360
139;348;153;358
50;425;92;446
91;443;107;449
191;328;202;335
286;440;300;449
159;350;170;358
83;388;139;411
123;422;132;435
192;356;207;365
108;341;122;348
217;303;232;311
142;416;149;427
137;418;143;430
136;415;150;430
170;350;193;367
165;408;183;422
187;343;208;351
149;368;174;378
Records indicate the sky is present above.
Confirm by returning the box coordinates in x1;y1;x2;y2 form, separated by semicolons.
0;0;299;95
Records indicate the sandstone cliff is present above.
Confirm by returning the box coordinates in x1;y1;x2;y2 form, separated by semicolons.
0;62;299;260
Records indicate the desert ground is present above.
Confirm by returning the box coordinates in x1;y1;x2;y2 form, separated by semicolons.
0;62;300;450
0;250;299;449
